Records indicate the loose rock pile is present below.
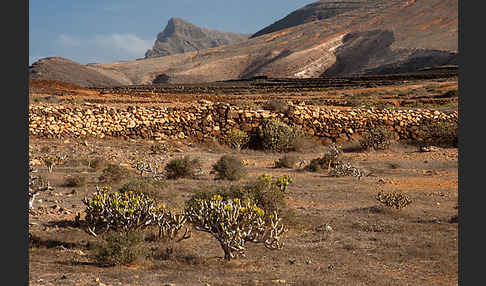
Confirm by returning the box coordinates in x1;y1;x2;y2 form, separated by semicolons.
29;101;458;142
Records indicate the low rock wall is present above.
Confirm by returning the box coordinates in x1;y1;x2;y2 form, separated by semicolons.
29;101;458;142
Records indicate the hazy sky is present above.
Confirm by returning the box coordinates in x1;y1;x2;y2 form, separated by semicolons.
29;0;315;65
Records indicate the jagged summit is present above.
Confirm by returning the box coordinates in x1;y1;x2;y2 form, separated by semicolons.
144;17;249;58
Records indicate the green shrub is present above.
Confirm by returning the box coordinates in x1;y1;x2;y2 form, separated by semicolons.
359;126;395;151
187;174;293;216
92;231;143;267
224;129;250;150
98;163;130;184
185;195;286;261
212;155;247;181
274;154;299;169
412;121;458;148
376;190;412;210
64;175;86;187
257;119;302;152
165;156;201;180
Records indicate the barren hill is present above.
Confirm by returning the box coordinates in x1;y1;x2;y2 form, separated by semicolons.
251;0;373;39
29;0;458;87
145;18;249;58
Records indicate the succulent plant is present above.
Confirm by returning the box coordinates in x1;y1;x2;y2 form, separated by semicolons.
225;129;250;150
185;195;286;261
376;190;412;209
329;162;362;179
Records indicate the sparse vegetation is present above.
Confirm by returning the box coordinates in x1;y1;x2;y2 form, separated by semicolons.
306;143;344;172
212;155;247;181
274;154;299;168
98;163;130;184
257;119;302;152
63;175;86;187
150;142;172;154
165;156;201;180
92;231;143;267
185;195;286;261
224;129;250;150
89;157;108;171
412;121;458;148
376;190;412;210
359;126;395;151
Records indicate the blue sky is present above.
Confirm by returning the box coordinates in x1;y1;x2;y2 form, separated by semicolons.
29;0;315;65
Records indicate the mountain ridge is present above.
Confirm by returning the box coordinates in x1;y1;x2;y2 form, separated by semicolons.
29;0;458;87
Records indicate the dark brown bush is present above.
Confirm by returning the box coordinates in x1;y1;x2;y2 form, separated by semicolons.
212;155;247;181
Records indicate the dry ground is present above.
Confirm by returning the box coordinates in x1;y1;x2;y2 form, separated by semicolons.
28;76;458;285
28;136;458;286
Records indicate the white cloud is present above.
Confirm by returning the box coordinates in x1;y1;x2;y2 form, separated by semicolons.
93;34;153;57
57;34;82;47
55;33;153;63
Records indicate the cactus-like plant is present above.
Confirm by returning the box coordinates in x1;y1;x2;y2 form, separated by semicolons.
41;152;68;173
185;195;286;261
82;186;161;236
82;186;190;242
329;162;362;179
225;129;250;150
134;158;164;180
29;168;53;210
307;143;344;172
376;190;412;209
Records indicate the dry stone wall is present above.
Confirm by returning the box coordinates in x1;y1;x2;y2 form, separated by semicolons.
29;101;458;142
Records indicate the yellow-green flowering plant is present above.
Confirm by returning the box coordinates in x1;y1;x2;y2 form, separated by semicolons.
82;186;189;242
185;196;286;261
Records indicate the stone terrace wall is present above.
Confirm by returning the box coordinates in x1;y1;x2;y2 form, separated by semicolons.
29;101;458;142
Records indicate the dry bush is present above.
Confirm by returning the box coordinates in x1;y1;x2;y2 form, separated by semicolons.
98;163;130;184
150;142;172;154
306;144;344;172
359;126;395;151
89;157;108;171
212;155;247;181
257;119;303;152
63;175;87;187
91;231;144;267
165;156;201;180
376;190;412;210
274;154;299;169
412;121;458;148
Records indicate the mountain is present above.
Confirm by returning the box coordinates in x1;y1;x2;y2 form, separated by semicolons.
29;57;129;87
144;18;249;58
251;0;370;38
29;0;458;87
